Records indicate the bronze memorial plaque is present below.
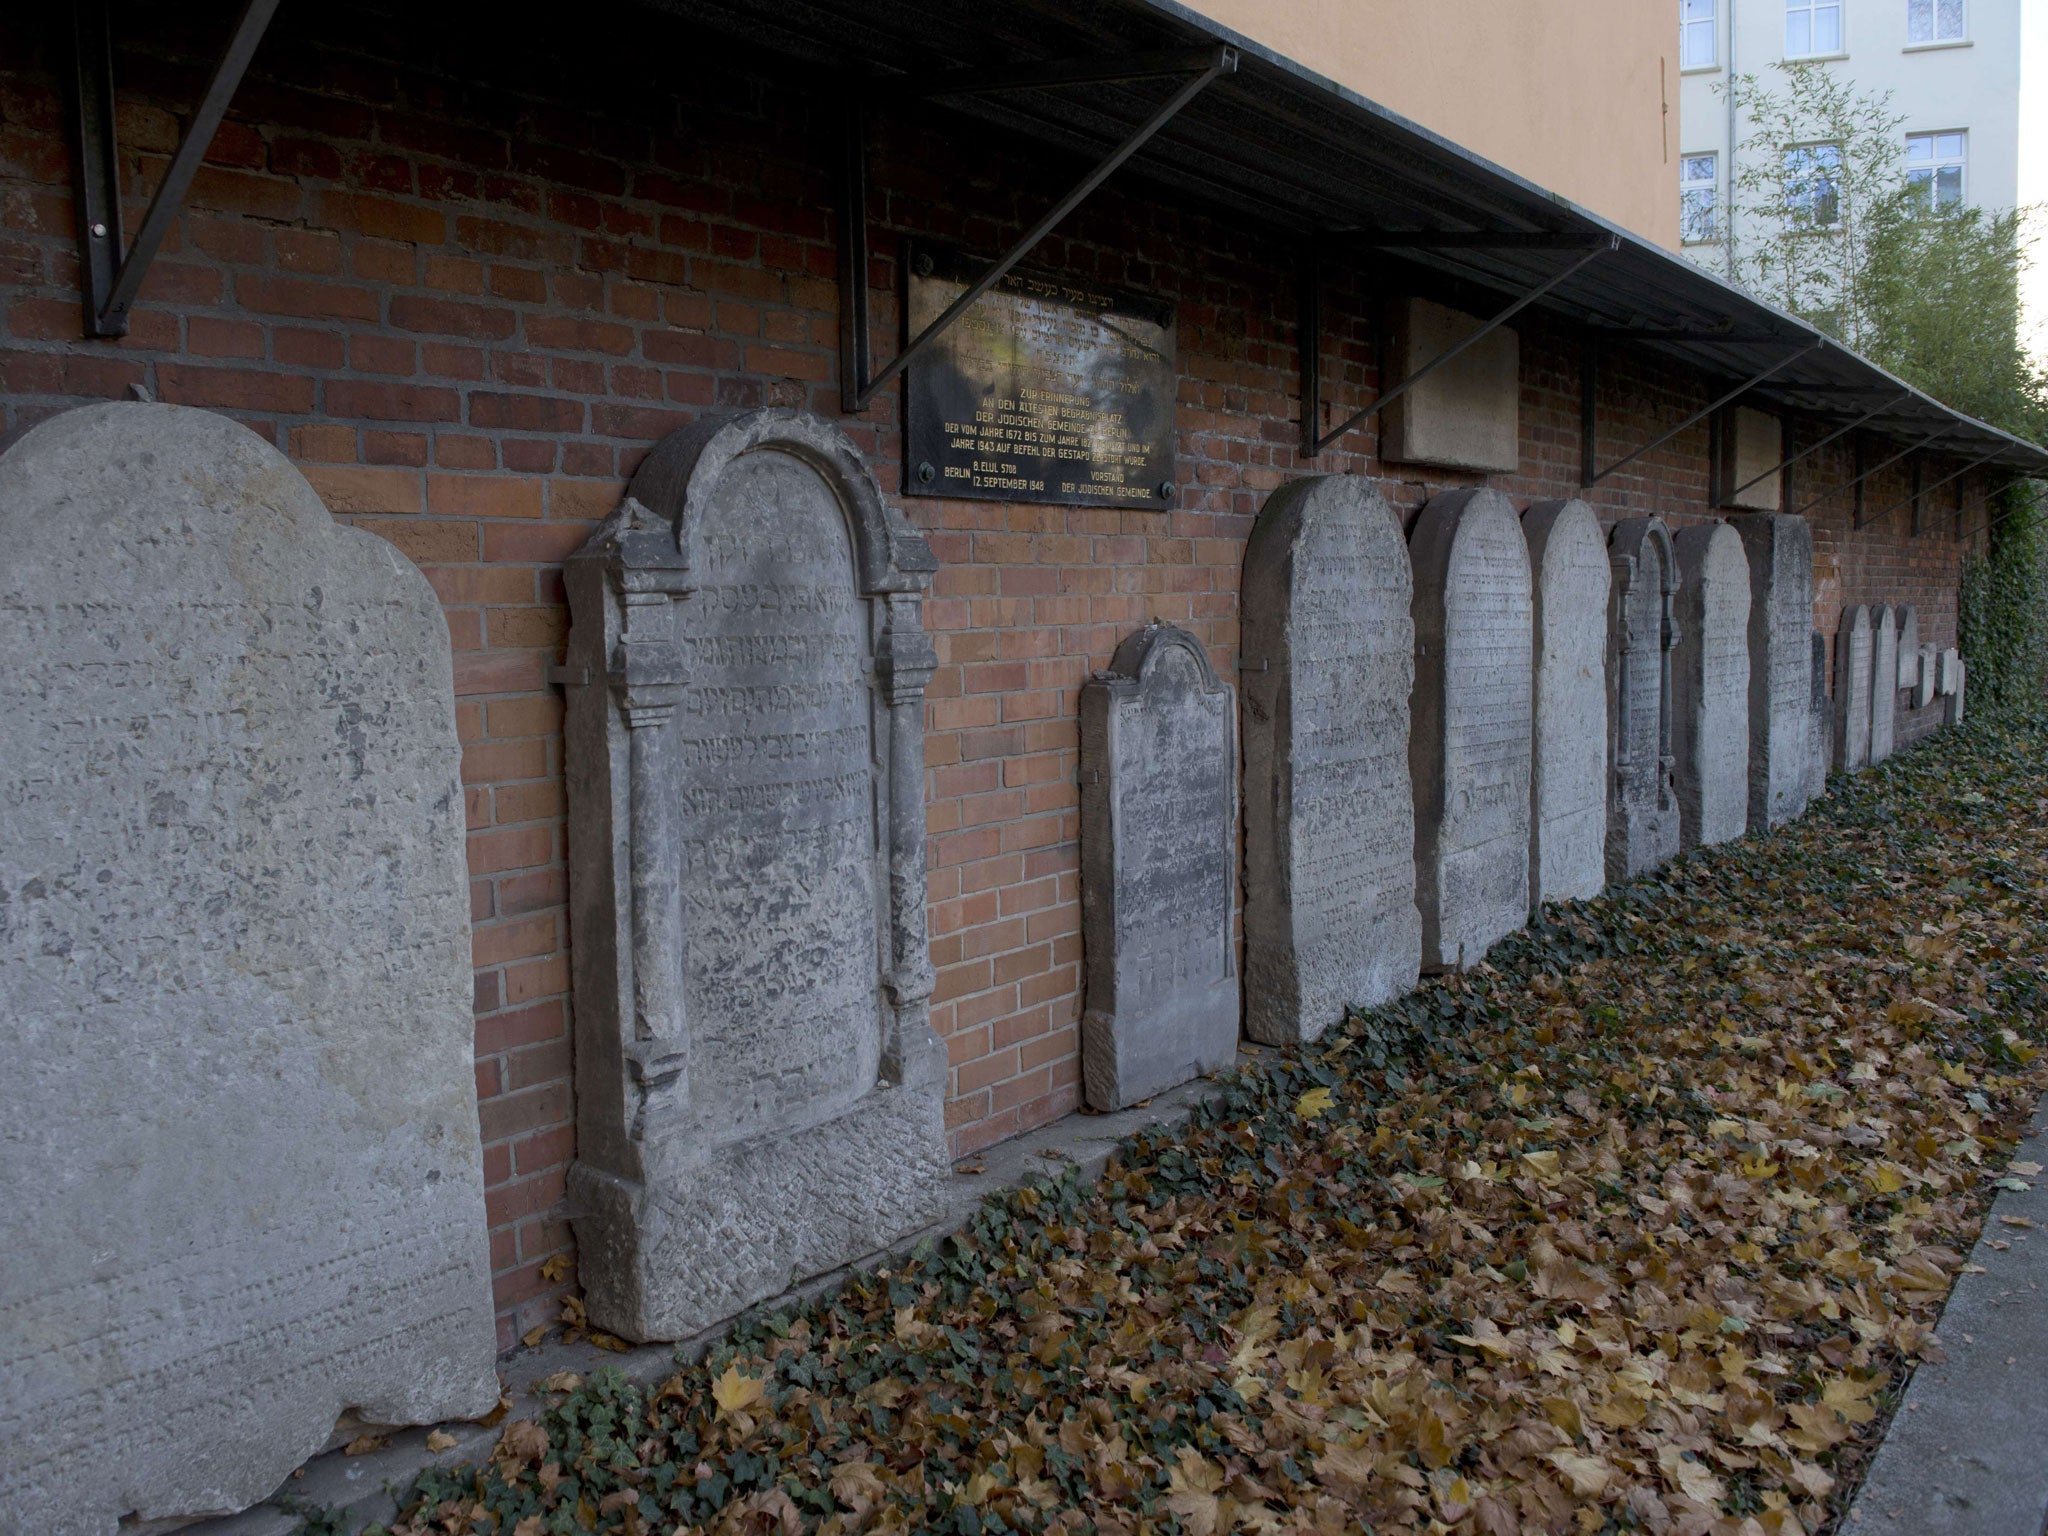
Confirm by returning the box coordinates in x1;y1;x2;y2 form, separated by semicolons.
905;247;1176;508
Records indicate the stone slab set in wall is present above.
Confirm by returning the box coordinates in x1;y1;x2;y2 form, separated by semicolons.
1078;623;1238;1110
1834;606;1874;774
1408;488;1532;968
1868;604;1898;764
562;411;949;1343
1379;297;1519;474
1809;633;1832;799
1734;513;1814;830
1521;500;1609;909
1671;522;1751;850
1916;643;1938;709
0;403;498;1536
1895;606;1920;692
1605;518;1681;881
1715;405;1783;512
1241;475;1421;1044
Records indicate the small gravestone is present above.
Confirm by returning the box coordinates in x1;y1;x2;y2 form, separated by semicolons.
0;403;498;1533
562;411;948;1342
1944;655;1967;725
1917;643;1939;708
1939;647;1961;697
1605;519;1682;881
1522;500;1609;908
1408;488;1532;968
1896;607;1921;690
1869;604;1898;764
1241;475;1421;1044
1809;632;1833;798
1079;623;1237;1109
1735;514;1814;829
1834;607;1874;773
1672;522;1751;850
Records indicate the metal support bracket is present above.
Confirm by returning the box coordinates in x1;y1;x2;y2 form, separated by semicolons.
1864;448;2004;529
1724;388;1912;503
1804;425;1954;523
67;0;280;339
838;45;1236;414
1301;234;1613;457
1582;336;1823;488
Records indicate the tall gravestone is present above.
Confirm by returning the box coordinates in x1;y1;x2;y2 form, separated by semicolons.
1079;623;1237;1109
1896;607;1921;691
1241;475;1421;1044
0;403;497;1535
1809;632;1833;798
1735;513;1814;829
1868;604;1898;764
1521;500;1609;908
1409;488;1533;969
1605;518;1682;881
1917;643;1939;708
1672;522;1752;850
1833;606;1874;773
562;411;948;1342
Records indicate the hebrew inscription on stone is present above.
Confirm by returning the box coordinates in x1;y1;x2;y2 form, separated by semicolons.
1868;604;1898;764
1522;500;1609;908
1735;513;1814;829
1241;475;1421;1044
1673;522;1752;850
1079;624;1238;1109
1834;607;1874;773
1606;518;1682;880
0;403;497;1536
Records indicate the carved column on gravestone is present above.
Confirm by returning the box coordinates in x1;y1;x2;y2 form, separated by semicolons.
1605;518;1682;881
1522;500;1610;910
1079;623;1237;1110
1408;488;1533;969
1833;606;1874;773
0;404;498;1534
562;410;948;1343
1673;522;1752;851
1868;604;1898;764
1810;632;1833;798
1734;514;1814;829
1240;475;1421;1045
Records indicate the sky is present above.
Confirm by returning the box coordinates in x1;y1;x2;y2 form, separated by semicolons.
2024;0;2047;363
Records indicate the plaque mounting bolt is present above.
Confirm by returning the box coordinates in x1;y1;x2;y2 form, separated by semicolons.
1157;480;1175;500
916;461;936;485
913;250;935;278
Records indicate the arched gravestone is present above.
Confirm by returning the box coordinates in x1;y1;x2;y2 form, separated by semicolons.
1896;606;1921;692
1833;606;1874;773
1079;623;1237;1110
562;410;947;1342
1868;604;1898;764
1409;488;1533;969
1672;522;1752;850
1521;500;1609;909
0;404;497;1534
1735;513;1814;829
1809;632;1833;798
1241;475;1420;1044
1605;518;1682;881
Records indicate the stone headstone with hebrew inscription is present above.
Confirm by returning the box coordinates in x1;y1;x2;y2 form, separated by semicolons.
1834;607;1873;773
563;411;948;1342
0;403;498;1536
1943;654;1966;725
1409;488;1532;968
1522;500;1609;909
1917;643;1938;709
1241;475;1421;1044
1735;514;1813;829
1672;522;1751;850
1606;518;1682;881
1868;604;1898;764
1896;607;1920;691
1079;623;1238;1109
1810;632;1833;798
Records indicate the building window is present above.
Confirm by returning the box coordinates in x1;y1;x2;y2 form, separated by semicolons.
1785;0;1843;56
1784;142;1843;226
1682;0;1718;67
1681;154;1720;241
1907;0;1965;43
1905;130;1966;211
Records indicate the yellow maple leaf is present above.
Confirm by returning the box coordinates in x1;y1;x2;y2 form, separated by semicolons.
1295;1086;1334;1120
711;1364;766;1416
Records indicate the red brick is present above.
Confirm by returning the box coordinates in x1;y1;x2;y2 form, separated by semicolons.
157;363;314;413
235;274;379;322
325;380;462;422
389;295;517;340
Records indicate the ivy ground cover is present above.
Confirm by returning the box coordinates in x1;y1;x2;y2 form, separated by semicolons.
345;716;2048;1536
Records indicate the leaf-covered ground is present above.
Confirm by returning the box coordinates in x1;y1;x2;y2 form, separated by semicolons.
339;716;2048;1536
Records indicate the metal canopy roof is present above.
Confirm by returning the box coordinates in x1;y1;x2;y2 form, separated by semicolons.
635;0;2048;477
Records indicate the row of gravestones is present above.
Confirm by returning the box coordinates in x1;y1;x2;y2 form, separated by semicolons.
0;405;1969;1535
1832;601;1965;775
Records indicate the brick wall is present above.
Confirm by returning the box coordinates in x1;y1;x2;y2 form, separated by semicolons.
0;0;1993;1345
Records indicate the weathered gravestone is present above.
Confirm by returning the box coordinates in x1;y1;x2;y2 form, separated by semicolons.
1943;653;1967;725
1409;488;1532;969
1833;606;1874;773
1079;623;1237;1109
1917;643;1939;709
0;403;498;1536
1896;607;1921;691
562;411;948;1342
1868;604;1898;764
1241;475;1421;1044
1605;518;1682;881
1521;499;1609;909
1939;647;1961;698
1810;632;1833;798
1672;522;1751;850
1735;513;1814;829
